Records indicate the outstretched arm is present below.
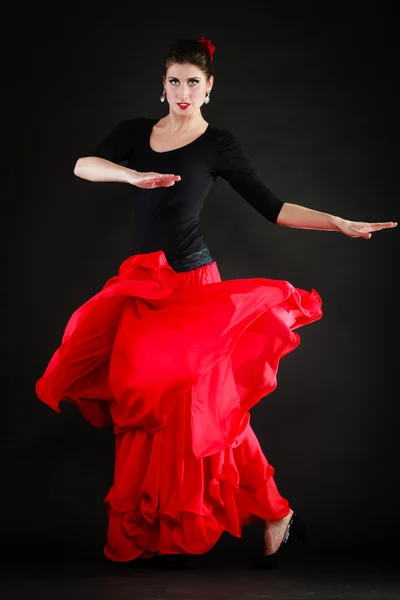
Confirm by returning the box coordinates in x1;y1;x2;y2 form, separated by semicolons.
276;203;397;239
214;130;397;239
74;157;180;188
75;119;180;188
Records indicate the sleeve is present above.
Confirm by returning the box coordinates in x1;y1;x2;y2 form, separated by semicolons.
214;129;285;223
85;118;141;163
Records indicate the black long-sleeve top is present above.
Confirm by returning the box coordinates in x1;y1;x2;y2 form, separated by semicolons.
87;117;285;264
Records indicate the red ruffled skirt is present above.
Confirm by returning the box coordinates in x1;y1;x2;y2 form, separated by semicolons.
36;250;322;561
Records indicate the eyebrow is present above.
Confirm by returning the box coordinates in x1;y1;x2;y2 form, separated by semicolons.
167;76;201;80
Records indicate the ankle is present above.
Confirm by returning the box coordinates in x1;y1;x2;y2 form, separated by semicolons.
265;509;293;526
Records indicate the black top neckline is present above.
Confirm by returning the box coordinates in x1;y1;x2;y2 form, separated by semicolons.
147;118;212;155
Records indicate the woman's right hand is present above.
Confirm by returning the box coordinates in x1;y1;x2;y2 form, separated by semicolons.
128;170;181;189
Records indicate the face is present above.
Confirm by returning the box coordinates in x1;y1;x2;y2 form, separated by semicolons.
163;63;213;115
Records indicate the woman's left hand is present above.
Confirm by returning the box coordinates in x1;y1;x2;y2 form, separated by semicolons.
336;219;397;239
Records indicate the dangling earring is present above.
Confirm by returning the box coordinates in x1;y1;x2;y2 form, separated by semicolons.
204;91;211;105
160;89;166;102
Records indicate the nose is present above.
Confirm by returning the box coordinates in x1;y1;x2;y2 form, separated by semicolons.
178;83;190;100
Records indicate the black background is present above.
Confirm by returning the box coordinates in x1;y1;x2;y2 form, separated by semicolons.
3;1;399;563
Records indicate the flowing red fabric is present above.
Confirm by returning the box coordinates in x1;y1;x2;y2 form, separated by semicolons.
36;250;322;560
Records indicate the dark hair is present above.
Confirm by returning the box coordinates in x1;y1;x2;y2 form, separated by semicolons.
163;38;214;79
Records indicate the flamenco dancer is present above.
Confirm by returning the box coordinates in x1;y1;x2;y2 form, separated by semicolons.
36;36;397;567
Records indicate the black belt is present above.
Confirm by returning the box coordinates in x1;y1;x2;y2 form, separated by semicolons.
169;246;215;273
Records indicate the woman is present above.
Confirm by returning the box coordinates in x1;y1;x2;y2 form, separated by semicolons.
35;36;396;566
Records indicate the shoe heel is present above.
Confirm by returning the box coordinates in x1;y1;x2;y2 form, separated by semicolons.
290;512;307;545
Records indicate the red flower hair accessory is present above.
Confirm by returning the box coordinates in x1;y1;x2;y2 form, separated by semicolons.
197;35;216;61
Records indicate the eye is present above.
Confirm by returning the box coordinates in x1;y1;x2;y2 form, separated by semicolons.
168;78;200;86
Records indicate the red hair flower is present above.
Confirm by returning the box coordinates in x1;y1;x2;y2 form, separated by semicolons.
197;35;216;61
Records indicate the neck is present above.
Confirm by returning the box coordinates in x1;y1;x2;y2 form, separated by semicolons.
164;112;206;133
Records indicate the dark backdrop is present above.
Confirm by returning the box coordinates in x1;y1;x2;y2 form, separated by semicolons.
3;2;399;562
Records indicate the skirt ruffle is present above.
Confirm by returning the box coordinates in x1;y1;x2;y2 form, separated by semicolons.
36;249;322;560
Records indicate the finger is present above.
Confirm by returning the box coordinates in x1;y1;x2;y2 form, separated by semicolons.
366;223;391;229
141;176;162;185
155;173;180;179
376;222;397;228
361;223;397;233
145;173;180;183
354;232;371;239
161;175;181;182
157;180;176;187
142;178;175;188
147;180;161;187
351;227;371;238
153;180;176;188
357;222;397;230
354;225;380;233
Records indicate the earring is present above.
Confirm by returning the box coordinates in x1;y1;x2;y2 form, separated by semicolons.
204;91;211;104
160;89;166;102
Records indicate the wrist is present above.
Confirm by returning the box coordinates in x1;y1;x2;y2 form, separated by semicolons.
122;168;135;184
330;215;344;231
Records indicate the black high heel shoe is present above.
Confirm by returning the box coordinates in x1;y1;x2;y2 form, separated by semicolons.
248;511;307;569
